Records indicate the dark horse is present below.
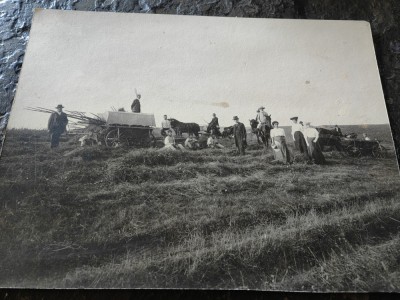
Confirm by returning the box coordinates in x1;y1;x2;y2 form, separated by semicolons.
169;118;200;137
222;126;234;138
249;119;271;148
316;128;344;152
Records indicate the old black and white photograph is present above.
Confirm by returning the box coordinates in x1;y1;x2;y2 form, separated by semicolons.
1;9;399;291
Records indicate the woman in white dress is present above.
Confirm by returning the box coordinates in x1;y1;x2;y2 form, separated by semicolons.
270;121;292;164
303;122;326;164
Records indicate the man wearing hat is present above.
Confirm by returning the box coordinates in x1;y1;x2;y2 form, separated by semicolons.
48;104;68;148
290;116;309;158
233;116;247;155
256;106;271;131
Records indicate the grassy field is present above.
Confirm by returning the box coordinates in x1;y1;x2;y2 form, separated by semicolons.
0;125;399;291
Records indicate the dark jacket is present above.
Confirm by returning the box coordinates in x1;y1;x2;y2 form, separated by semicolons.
131;99;141;113
48;112;68;133
207;117;219;133
209;117;219;127
233;122;246;146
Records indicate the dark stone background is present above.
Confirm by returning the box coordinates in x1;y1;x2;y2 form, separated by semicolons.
0;1;399;298
1;0;400;162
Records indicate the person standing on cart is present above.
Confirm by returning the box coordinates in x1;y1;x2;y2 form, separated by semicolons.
131;89;141;113
48;104;68;149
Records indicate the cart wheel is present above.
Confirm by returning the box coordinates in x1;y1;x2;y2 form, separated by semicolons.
345;145;361;158
149;132;157;148
105;129;129;148
372;145;387;158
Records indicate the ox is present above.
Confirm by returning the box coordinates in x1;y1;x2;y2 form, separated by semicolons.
249;119;271;148
169;118;200;137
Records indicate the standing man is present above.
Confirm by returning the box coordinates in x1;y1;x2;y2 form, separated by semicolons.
161;115;171;136
233;116;247;155
290;116;309;159
131;93;141;113
303;122;325;164
48;104;68;149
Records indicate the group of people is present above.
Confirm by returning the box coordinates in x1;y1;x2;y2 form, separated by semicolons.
270;116;326;165
231;110;326;164
159;112;245;153
159;107;327;165
46;98;371;165
160;128;225;151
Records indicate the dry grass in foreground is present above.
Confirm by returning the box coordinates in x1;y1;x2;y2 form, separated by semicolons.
0;127;399;291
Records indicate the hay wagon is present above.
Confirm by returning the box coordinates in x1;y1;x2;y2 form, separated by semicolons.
99;111;156;148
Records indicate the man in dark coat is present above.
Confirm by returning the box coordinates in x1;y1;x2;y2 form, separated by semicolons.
48;104;68;148
131;94;141;113
233;116;247;155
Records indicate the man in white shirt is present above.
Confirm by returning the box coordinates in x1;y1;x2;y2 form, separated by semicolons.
161;129;178;151
207;134;225;149
290;116;309;158
161;115;171;136
303;122;325;164
162;129;185;151
256;106;270;130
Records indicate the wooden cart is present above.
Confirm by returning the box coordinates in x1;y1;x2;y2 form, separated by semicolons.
341;138;388;158
99;111;156;148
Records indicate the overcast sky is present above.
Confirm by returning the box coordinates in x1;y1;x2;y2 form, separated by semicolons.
8;9;389;129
